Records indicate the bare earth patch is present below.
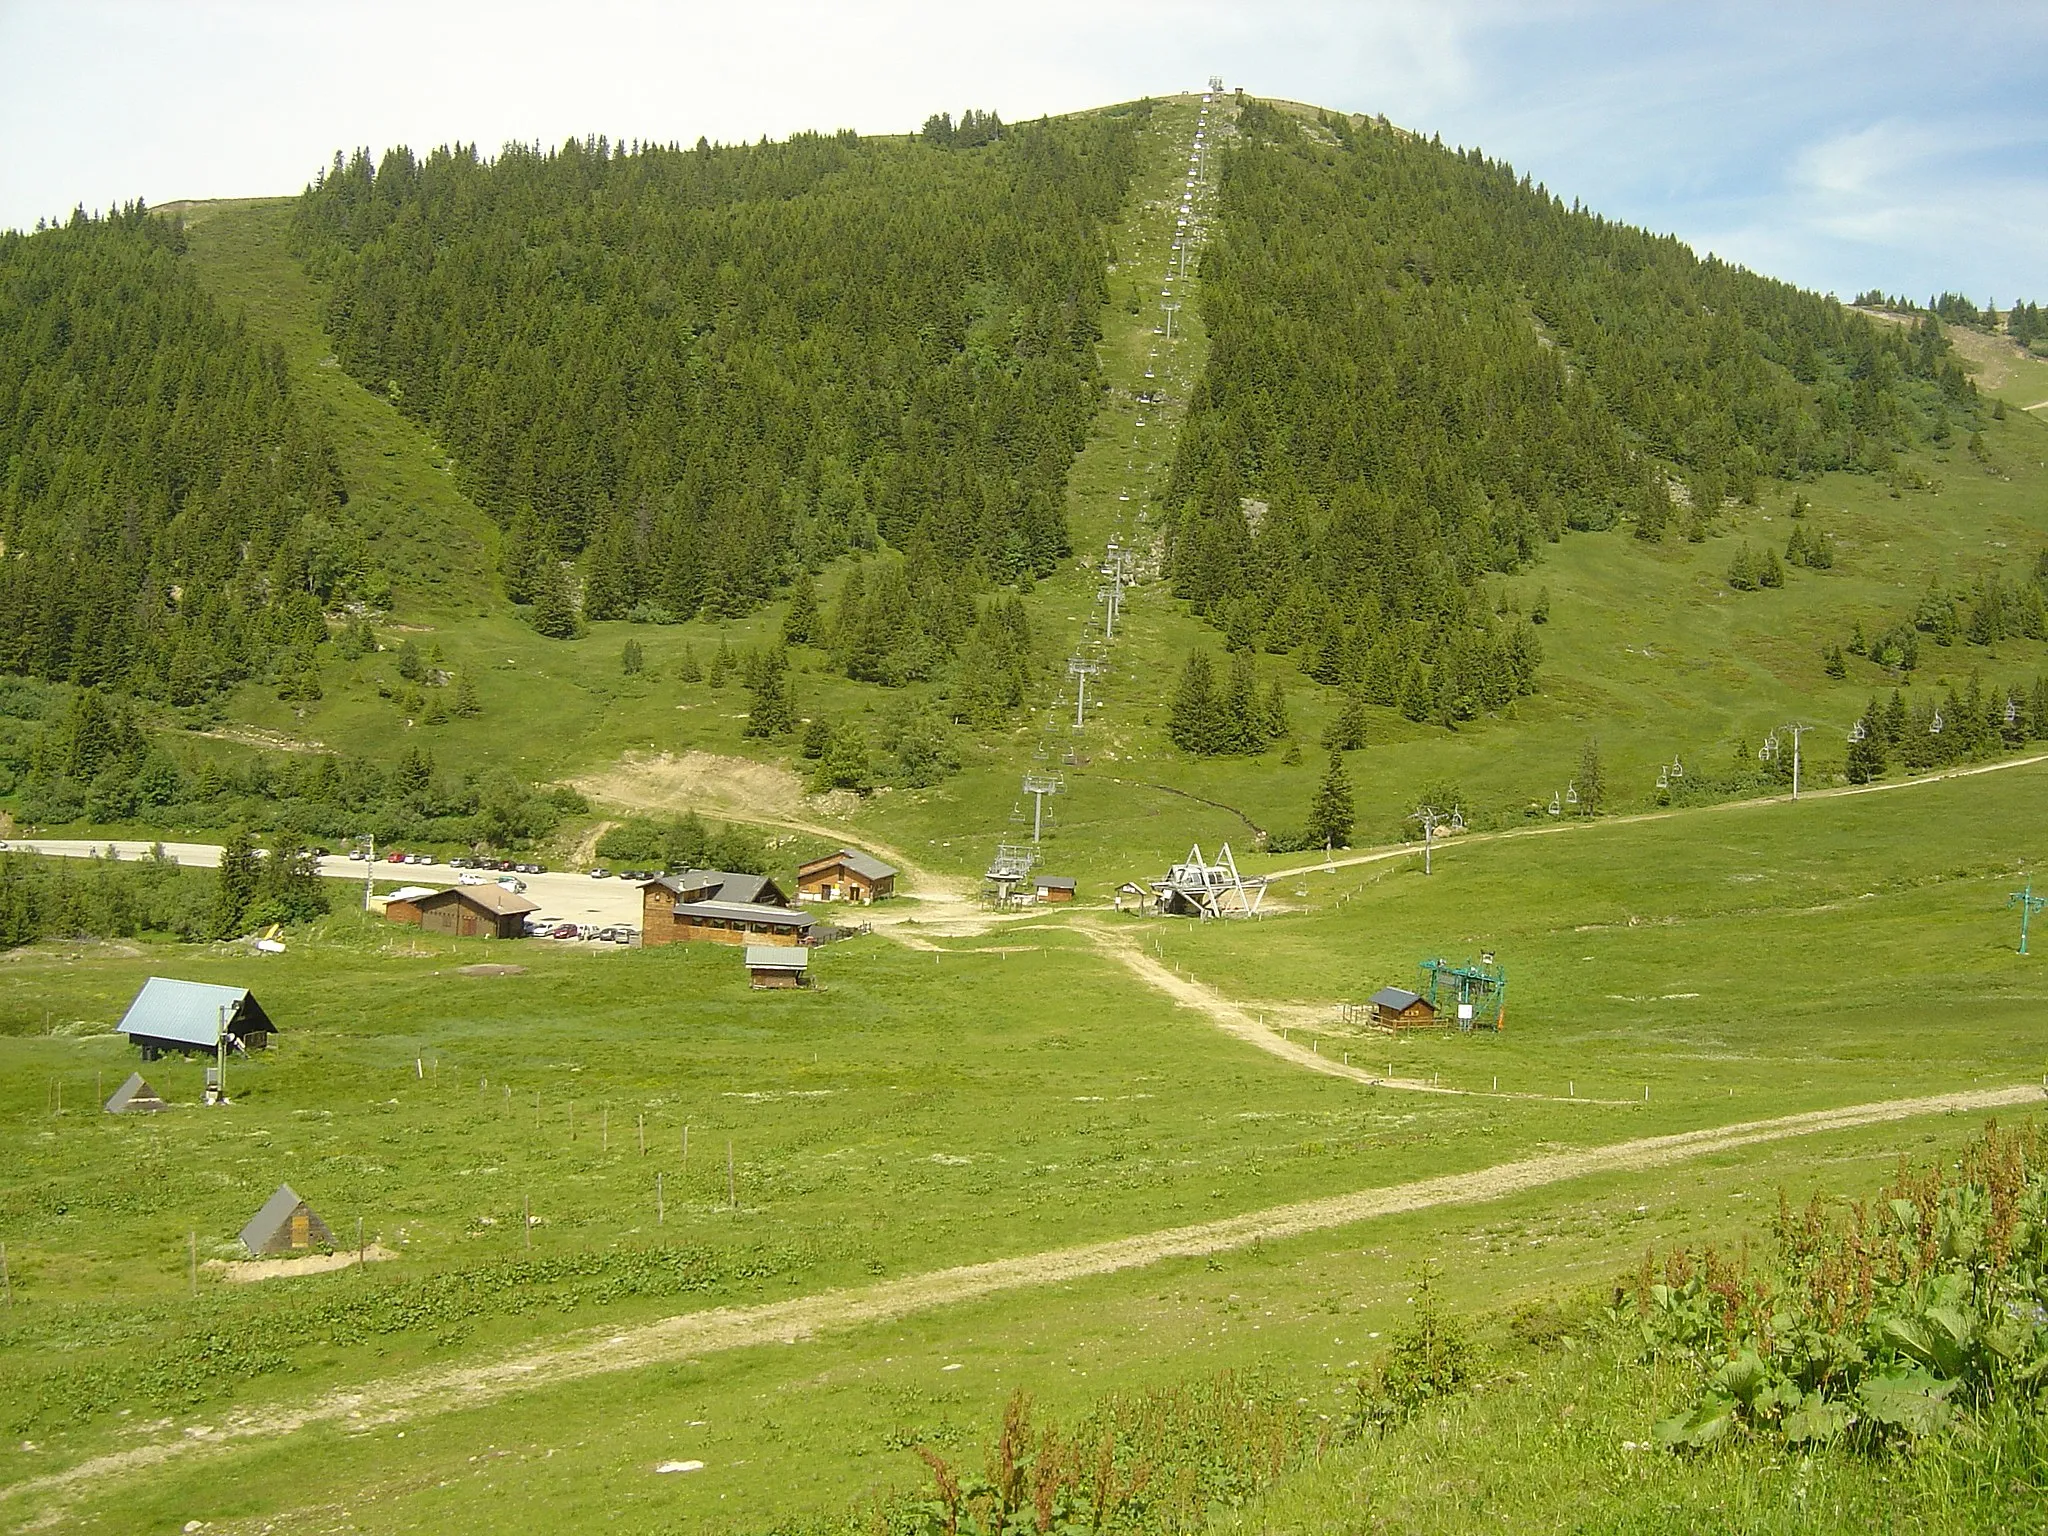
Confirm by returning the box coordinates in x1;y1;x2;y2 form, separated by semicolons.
210;1244;398;1284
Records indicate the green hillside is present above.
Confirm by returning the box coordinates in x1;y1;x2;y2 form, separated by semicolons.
6;90;2048;1536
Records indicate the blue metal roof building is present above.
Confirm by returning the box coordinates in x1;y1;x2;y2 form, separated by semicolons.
116;978;276;1060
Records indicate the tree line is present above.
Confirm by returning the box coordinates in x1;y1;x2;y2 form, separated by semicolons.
292;109;1149;658
1166;103;1975;727
0;202;356;706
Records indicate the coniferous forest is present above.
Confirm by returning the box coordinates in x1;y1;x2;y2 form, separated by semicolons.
292;109;1149;643
0;204;352;702
1168;103;1980;724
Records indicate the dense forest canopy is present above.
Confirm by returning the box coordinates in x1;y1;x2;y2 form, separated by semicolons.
1167;103;1977;724
0;203;353;702
293;109;1149;635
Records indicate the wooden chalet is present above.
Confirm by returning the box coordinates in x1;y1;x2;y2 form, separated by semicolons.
1367;986;1440;1030
641;870;815;948
117;978;276;1061
745;944;810;989
1033;874;1078;904
795;849;897;904
379;885;439;924
403;885;538;939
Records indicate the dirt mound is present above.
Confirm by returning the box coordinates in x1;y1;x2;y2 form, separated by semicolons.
570;751;811;828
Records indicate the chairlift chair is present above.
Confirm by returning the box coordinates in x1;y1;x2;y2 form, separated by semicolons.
1657;768;1669;790
1670;757;1684;780
1564;783;1579;806
1848;719;1866;742
1548;792;1562;817
2007;699;2022;725
1931;709;1945;735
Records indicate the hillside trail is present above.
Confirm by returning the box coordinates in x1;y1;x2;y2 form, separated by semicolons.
10;1082;2038;1517
1262;750;2048;882
1072;918;1626;1103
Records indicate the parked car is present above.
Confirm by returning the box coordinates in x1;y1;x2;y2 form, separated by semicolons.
386;851;407;863
515;861;540;874
457;871;485;886
447;856;470;869
528;862;548;874
549;923;579;939
497;876;527;893
417;854;436;865
611;927;636;945
590;867;611;879
348;848;367;861
591;926;620;942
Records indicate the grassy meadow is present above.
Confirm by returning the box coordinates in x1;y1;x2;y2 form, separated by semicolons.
2;96;2046;1533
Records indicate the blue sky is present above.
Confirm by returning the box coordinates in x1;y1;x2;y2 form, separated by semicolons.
2;0;2041;303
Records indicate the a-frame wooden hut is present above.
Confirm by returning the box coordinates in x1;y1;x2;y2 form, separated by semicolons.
103;1071;168;1114
238;1184;336;1256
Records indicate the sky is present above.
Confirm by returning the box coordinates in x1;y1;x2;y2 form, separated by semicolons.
1;0;2042;303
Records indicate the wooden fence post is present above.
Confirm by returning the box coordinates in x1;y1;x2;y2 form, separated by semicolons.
638;1114;646;1157
727;1140;736;1209
523;1194;532;1251
657;1173;664;1227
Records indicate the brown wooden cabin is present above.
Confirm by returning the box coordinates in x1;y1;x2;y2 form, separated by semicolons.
380;885;438;925
746;945;810;989
1033;875;1078;904
409;885;538;939
642;870;814;948
796;849;898;905
1367;986;1441;1030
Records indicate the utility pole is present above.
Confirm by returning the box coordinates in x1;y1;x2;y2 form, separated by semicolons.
358;834;376;911
1161;301;1181;340
2011;883;2046;955
1067;655;1105;731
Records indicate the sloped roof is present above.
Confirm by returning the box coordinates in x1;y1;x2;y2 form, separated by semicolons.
1035;875;1077;890
380;885;439;904
744;944;809;971
800;848;897;882
673;900;815;928
116;978;273;1048
239;1183;335;1256
418;885;540;916
1369;986;1428;1011
646;869;787;906
104;1071;168;1114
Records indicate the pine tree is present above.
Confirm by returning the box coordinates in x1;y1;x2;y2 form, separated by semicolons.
452;672;481;717
800;715;832;760
814;723;870;792
742;649;796;737
707;638;734;689
396;639;424;681
1221;651;1263;753
1306;752;1355;848
1168;651;1221;754
1823;644;1847;679
529;561;580;638
1576;737;1605;813
1727;544;1759;591
781;573;820;647
1760;547;1786;588
1846;699;1887;783
1320;693;1370;752
678;645;702;683
500;505;546;605
212;826;259;938
1264;679;1291;741
621;639;644;675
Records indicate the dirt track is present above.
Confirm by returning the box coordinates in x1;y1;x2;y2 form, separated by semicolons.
9;1082;2038;1514
1076;919;1628;1103
1263;751;2048;883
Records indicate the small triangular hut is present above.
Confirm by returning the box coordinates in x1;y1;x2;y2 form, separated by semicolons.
103;1071;168;1114
239;1183;335;1256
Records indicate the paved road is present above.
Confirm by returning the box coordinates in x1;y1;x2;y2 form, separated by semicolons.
1;839;646;931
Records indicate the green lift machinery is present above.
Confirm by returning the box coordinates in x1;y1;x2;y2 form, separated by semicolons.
1419;955;1506;1031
